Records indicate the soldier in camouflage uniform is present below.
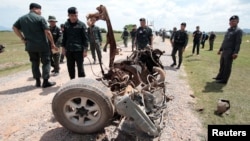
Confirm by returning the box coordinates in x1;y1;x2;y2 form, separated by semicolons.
87;17;103;64
48;15;62;76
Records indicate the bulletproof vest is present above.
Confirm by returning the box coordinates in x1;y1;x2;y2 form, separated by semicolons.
174;30;186;45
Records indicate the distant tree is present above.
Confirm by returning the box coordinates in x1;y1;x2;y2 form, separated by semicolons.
124;24;136;31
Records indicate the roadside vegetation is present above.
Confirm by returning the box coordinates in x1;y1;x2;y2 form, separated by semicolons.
183;33;250;127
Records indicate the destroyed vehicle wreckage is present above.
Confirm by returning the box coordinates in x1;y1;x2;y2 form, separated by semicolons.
52;5;167;137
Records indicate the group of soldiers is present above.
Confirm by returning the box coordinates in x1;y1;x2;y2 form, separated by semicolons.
121;18;153;51
12;3;103;87
192;26;217;55
11;2;242;87
12;3;154;88
169;15;242;84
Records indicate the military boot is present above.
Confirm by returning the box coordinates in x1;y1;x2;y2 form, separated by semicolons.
42;79;56;88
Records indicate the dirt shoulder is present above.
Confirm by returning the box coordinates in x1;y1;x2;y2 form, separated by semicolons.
0;36;206;141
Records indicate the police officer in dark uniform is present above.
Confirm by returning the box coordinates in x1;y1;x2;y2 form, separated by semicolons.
170;27;177;43
87;17;103;64
121;27;129;47
62;7;89;79
12;3;56;88
192;26;202;55
213;15;243;84
209;31;216;51
170;22;189;69
135;18;153;49
200;31;208;49
130;24;137;51
48;15;61;76
162;29;166;42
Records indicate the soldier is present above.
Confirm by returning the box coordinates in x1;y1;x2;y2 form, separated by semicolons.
130;24;137;51
12;3;56;88
192;26;202;55
135;18;153;49
62;7;89;79
209;31;216;51
87;17;103;64
121;27;129;47
213;15;242;84
200;31;208;49
170;22;189;69
170;27;177;43
48;15;61;76
162;29;166;42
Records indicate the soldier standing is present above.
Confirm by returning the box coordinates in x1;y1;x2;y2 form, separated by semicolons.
213;15;242;84
87;17;103;64
209;31;216;51
48;15;61;76
130;24;137;51
192;26;202;55
62;7;89;79
200;31;208;49
121;27;129;47
135;18;153;49
170;22;189;69
162;29;166;42
12;3;56;88
170;27;177;43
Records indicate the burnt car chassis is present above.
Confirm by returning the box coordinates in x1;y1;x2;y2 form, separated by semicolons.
52;5;167;138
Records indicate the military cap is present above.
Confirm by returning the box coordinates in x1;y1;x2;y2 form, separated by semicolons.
181;22;186;26
29;3;41;10
229;15;239;21
139;18;146;21
48;15;57;22
68;7;78;14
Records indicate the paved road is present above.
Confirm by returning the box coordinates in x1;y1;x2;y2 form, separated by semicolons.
0;36;205;141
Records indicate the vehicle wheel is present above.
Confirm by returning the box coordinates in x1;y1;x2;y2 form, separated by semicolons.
52;78;114;134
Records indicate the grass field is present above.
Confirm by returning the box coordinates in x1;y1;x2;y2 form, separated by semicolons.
0;31;122;77
183;33;250;127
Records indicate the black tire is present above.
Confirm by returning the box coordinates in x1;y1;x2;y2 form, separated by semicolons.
52;78;114;134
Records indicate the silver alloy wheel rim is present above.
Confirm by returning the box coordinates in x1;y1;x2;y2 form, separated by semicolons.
63;96;101;126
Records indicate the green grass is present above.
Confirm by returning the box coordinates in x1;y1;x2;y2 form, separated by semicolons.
0;32;122;77
183;34;250;127
0;32;30;77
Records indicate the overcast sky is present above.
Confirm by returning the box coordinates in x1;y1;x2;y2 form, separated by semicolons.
1;0;249;32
